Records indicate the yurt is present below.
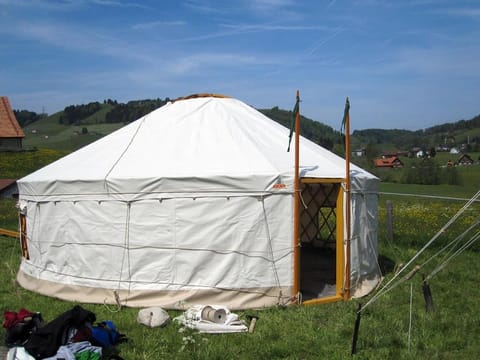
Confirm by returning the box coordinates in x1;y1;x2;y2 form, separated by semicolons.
16;94;380;309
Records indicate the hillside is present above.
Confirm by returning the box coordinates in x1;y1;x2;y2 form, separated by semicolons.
259;107;342;150
19;99;344;152
352;114;480;152
10;98;480;191
15;98;480;162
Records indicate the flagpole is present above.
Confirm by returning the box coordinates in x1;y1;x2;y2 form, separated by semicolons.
293;90;301;303
344;97;351;299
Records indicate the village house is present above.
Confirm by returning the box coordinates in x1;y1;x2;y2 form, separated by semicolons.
0;179;18;198
373;156;404;168
382;150;409;158
456;154;474;166
0;96;25;151
436;144;450;152
352;148;366;157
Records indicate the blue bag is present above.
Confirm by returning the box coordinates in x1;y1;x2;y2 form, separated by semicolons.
91;320;126;348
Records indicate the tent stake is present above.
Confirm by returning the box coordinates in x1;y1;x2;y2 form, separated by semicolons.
422;275;434;312
351;303;362;355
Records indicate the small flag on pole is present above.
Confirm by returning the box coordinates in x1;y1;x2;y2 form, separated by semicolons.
287;93;300;152
340;97;350;135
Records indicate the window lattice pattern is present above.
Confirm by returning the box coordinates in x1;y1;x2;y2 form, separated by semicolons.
300;183;340;248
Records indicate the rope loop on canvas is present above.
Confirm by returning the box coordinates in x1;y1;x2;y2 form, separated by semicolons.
110;201;133;310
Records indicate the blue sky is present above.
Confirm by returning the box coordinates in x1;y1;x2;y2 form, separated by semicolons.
1;0;479;130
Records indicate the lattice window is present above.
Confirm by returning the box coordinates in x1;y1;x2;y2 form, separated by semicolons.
300;182;340;248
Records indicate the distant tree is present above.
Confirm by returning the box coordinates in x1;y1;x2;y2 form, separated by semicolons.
13;110;44;127
429;147;436;158
105;99;167;124
60;102;102;125
259;107;342;148
81;127;88;134
332;143;345;157
319;137;334;150
104;99;117;105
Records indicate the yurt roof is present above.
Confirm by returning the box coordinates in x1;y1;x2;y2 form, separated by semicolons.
19;95;377;197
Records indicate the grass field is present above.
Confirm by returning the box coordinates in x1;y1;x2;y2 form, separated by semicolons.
22;111;124;151
0;182;479;359
379;182;479;203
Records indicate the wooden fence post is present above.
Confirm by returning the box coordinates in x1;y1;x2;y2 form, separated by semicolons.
386;200;394;242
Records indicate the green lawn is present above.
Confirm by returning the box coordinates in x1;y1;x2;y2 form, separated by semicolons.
0;182;479;359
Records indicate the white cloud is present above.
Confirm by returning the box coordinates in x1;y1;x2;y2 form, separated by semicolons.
248;0;294;9
131;20;186;30
177;21;327;42
167;52;263;74
0;0;79;10
0;19;154;63
0;0;149;10
88;0;150;9
433;6;480;19
183;0;226;14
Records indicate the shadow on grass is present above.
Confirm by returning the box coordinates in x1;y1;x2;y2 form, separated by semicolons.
378;254;396;275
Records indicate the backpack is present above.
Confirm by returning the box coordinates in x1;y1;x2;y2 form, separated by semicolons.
3;310;44;347
24;305;96;359
91;320;127;349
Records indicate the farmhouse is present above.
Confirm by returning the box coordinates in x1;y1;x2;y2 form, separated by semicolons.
0;96;24;151
456;154;474;166
373;156;404;168
382;150;408;158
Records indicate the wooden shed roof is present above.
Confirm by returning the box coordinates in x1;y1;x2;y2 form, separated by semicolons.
0;96;25;138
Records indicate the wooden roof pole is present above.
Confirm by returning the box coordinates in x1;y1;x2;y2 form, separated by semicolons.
344;97;352;299
293;90;301;303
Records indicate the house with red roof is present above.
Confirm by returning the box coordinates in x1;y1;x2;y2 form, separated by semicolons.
373;156;404;168
0;96;25;150
0;179;18;198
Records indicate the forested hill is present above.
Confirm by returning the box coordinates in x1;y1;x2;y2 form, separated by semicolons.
14;98;343;151
352;114;480;150
259;106;342;150
14;98;479;152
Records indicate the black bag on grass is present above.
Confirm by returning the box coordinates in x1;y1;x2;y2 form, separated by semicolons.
4;312;44;347
24;305;96;359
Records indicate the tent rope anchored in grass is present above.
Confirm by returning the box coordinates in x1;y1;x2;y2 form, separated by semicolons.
360;190;480;313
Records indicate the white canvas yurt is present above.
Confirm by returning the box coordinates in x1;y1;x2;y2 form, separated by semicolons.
17;94;380;309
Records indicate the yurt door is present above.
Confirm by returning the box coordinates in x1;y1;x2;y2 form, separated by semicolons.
299;179;345;304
